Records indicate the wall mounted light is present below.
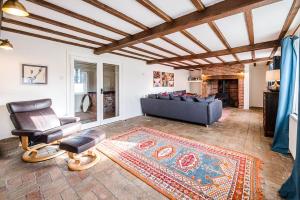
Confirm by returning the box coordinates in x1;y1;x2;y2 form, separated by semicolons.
2;0;29;17
0;39;13;50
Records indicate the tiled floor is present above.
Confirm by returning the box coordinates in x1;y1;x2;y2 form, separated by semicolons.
0;108;294;200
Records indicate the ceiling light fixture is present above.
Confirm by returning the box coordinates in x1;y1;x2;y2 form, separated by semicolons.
0;39;13;50
2;0;29;17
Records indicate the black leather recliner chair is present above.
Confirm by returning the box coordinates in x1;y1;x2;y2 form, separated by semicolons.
6;99;81;162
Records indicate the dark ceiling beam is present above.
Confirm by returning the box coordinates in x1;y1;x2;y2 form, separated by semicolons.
190;0;205;11
136;0;172;22
176;57;272;69
1;27;95;49
119;49;157;60
28;13;115;42
27;0;129;37
158;37;207;65
135;1;212;65
147;40;279;64
143;42;179;56
208;21;240;61
110;52;148;61
2;18;103;46
82;0;148;30
269;0;300;58
129;46;166;58
244;10;255;61
110;52;179;68
95;0;280;54
136;0;222;64
185;1;225;63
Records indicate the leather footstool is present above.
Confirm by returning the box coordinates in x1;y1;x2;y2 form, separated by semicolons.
60;129;106;171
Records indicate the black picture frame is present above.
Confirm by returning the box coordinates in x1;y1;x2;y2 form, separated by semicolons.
22;64;48;85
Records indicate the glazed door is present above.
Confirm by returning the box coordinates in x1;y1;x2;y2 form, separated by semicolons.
102;63;121;124
71;58;103;129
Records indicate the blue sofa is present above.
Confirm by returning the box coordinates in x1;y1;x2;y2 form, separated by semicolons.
140;92;222;125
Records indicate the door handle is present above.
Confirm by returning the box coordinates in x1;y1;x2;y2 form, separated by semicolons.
101;88;103;94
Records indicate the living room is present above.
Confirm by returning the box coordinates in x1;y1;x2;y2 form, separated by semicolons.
0;0;299;199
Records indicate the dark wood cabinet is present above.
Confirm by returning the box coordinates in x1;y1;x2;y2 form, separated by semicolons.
263;91;279;137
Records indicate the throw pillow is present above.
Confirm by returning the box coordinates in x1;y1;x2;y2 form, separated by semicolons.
158;93;170;100
148;94;157;99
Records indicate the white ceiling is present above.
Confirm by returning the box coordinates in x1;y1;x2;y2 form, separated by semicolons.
1;0;298;67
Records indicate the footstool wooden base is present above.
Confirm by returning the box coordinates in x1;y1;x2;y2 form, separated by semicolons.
59;130;105;171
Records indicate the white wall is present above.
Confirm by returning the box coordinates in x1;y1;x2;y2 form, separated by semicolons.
0;32;189;139
249;63;268;107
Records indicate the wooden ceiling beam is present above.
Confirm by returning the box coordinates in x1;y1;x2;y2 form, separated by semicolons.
269;0;300;57
1;27;95;49
137;0;172;22
160;36;194;55
110;52;178;68
95;0;280;54
110;52;148;61
147;40;279;64
208;21;240;61
27;0;129;37
136;0;222;64
190;0;205;11
176;57;272;69
160;37;212;65
129;46;166;58
82;0;148;30
119;49;157;60
143;42;179;56
28;13;115;42
244;10;255;61
181;28;225;63
2;18;103;46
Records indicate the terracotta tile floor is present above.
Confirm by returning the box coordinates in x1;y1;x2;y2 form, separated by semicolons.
0;108;294;200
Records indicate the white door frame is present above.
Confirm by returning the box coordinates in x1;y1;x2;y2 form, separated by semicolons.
100;59;123;125
67;52;103;130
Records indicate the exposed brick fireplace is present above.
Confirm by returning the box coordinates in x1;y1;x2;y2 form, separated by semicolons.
200;64;244;108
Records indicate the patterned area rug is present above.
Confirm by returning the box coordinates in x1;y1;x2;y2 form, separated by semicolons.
97;127;262;200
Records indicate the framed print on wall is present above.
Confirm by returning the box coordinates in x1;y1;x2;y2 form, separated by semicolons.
22;64;48;85
153;71;174;87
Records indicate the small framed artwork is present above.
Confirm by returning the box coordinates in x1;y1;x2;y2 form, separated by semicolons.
22;64;48;85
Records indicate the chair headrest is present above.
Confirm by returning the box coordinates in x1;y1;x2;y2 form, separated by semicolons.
6;99;52;113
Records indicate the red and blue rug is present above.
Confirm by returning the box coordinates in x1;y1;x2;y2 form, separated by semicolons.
97;127;262;200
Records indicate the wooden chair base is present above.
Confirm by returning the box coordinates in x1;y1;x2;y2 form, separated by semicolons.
21;136;65;163
67;150;100;171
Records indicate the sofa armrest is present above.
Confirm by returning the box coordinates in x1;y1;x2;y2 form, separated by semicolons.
59;117;80;125
11;129;42;137
207;100;223;125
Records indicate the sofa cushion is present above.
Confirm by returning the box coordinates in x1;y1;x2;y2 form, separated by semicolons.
158;93;170;100
148;94;157;99
181;96;194;102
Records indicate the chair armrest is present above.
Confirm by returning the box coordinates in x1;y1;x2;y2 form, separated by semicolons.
11;129;43;137
59;117;80;125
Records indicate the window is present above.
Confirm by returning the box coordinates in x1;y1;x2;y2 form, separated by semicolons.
293;33;299;115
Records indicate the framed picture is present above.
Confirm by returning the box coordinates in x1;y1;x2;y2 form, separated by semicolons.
22;64;48;85
153;71;174;87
